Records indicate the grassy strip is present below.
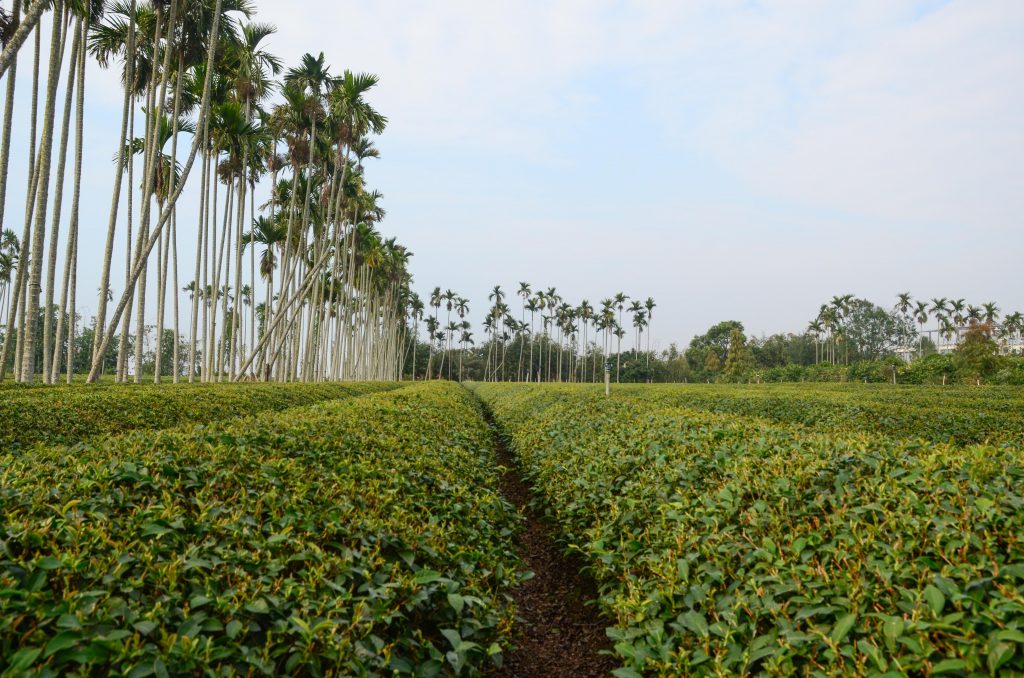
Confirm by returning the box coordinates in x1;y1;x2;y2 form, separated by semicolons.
0;381;399;450
476;383;1024;676
0;382;520;675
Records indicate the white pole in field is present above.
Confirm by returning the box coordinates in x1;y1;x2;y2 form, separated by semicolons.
604;362;610;396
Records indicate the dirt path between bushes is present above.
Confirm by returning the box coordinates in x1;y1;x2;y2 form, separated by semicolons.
482;406;617;678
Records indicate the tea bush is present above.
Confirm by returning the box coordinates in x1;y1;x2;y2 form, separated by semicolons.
0;381;399;450
612;382;1024;445
0;382;520;675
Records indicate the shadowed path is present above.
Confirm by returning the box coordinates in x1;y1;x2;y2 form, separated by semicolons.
478;400;617;678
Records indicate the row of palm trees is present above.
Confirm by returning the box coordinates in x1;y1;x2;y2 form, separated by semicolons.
894;293;1023;354
0;0;414;383
408;283;657;383
806;293;1022;365
806;294;859;365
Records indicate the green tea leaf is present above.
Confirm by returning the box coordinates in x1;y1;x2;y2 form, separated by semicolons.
830;613;857;644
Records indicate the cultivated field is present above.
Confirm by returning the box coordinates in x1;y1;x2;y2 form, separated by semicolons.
1;381;1022;675
0;382;519;675
474;382;1024;676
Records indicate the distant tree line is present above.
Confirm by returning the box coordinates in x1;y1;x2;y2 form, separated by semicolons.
399;292;1023;386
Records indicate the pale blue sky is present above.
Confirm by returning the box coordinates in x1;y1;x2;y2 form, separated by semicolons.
4;0;1022;348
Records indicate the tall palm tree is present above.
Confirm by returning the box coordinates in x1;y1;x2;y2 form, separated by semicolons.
242;215;286;336
819;305;838;364
914;301;929;356
628;300;642;349
404;292;422;380
644;296;656;369
455;295;469;375
1002;311;1023;354
612;293;630;382
487;285;504;381
982;302;1000;325
20;0;68;382
576;299;592;382
948;298;966;342
442;289;456;379
807;318;824;364
426;285;441;378
895;292;913;319
525;295;540;381
966;304;983;325
516;281;530;380
458;324;472;382
0;230;18;329
544;287;557;381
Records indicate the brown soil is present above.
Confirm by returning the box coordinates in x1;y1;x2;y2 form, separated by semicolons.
485;412;617;678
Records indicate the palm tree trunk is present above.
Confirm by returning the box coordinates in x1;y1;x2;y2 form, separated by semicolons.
229;136;247;380
93;0;135;371
5;22;41;381
51;15;85;382
0;0;20;243
170;213;179;381
248;168;255;373
13;25;43;380
116;85;136;382
130;5;166;382
20;0;65;382
0;0;23;382
43;14;80;382
194;146;212;381
646;316;652;370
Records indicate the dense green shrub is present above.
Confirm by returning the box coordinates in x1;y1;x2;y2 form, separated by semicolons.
899;353;957;384
0;381;399;450
751;355;1024;386
994;359;1024;386
0;382;520;675
476;384;1024;676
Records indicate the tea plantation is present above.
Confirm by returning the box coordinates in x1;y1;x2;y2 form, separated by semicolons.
2;381;1022;675
473;383;1024;676
0;382;519;675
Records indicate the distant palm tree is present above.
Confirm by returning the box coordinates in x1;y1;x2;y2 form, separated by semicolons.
982;302;1000;325
632;308;647;371
914;301;929;356
949;298;966;341
1003;312;1023;354
577;299;593;381
243;216;287;325
443;289;456;379
628;300;643;347
427;286;441;379
516;282;530;380
895;292;913;318
408;292;424;380
425;315;439;378
644;297;656;369
807;319;824;364
458;324;473;381
614;325;626;381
